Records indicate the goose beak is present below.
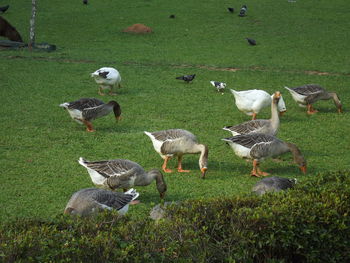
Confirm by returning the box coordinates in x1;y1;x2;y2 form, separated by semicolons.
338;107;343;113
160;192;166;199
201;167;208;179
299;165;307;174
279;110;286;116
116;116;122;122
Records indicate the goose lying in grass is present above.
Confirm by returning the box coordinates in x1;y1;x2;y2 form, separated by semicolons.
252;176;297;195
222;133;307;177
144;129;208;179
78;158;167;199
64;188;139;216
230;89;286;120
284;84;342;114
59;98;121;132
223;91;281;136
91;67;122;96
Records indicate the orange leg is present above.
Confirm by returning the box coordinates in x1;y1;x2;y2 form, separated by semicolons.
98;87;105;96
177;155;190;173
83;120;95;132
250;160;260;177
307;104;318;114
251;113;257;120
162;156;173;173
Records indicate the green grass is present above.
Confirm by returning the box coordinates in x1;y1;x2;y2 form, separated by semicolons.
0;0;349;222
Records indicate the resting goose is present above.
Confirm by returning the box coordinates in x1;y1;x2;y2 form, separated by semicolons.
91;67;122;96
252;176;297;195
64;188;139;216
222;133;307;177
60;98;121;132
284;84;342;114
78;158;167;199
144;129;208;178
223;91;281;136
230;89;286;120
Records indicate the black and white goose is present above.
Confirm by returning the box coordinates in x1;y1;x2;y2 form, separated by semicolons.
91;67;122;96
78;158;167;199
284;84;342;114
222;133;307;177
210;81;226;94
64;188;139;216
223;91;281;136
59;98;121;132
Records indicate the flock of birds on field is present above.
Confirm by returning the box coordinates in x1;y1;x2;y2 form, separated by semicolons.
61;3;343;218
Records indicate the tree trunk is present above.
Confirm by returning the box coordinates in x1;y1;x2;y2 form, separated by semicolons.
29;0;36;50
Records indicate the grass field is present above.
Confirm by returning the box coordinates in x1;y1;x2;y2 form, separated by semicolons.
1;0;350;222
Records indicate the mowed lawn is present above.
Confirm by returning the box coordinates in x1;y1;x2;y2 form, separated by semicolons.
0;0;349;222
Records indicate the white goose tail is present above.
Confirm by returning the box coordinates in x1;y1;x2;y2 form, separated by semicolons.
210;81;215;87
144;131;154;139
59;102;69;109
125;188;140;201
78;157;88;168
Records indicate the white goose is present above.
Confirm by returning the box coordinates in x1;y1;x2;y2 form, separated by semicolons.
284;84;342;114
222;133;307;177
144;129;208;178
223;91;281;136
230;89;286;120
78;158;167;199
91;67;122;96
64;188;139;216
59;98;121;132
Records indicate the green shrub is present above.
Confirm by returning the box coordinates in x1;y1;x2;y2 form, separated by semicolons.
1;170;349;262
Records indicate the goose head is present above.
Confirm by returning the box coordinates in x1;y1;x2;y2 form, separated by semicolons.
107;101;122;121
286;142;307;174
198;144;209;179
149;169;167;199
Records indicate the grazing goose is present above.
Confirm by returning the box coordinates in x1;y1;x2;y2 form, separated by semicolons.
144;129;208;178
223;91;281;136
78;158;167;199
91;67;122;96
64;188;139;217
284;84;342;114
210;81;226;94
252;177;297;195
59;98;121;132
230;89;286;120
222;133;307;177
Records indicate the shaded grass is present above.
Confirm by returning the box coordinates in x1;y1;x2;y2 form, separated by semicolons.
0;0;350;222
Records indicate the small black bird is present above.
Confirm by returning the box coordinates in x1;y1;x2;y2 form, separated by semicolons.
0;5;9;13
246;38;256;46
169;14;175;19
238;5;247;17
83;0;88;5
176;74;196;83
227;7;234;13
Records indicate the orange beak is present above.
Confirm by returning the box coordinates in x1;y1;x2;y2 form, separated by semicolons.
338;107;343;113
201;167;208;179
279;110;286;116
116;116;122;122
160;192;166;199
300;166;307;174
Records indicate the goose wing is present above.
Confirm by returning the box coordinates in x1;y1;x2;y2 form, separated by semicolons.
82;159;139;178
292;84;325;96
67;98;105;111
225;120;271;135
227;133;274;149
92;189;136;211
151;129;196;142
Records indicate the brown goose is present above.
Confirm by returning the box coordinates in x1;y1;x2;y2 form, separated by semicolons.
222;133;307;177
223;91;281;136
59;98;121;132
78;158;167;199
144;129;208;178
64;188;139;216
284;84;342;114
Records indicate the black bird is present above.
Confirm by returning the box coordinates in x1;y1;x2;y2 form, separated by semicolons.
176;74;196;83
169;14;175;19
252;177;297;196
238;5;247;17
83;0;88;5
227;7;234;13
246;38;256;46
0;5;9;13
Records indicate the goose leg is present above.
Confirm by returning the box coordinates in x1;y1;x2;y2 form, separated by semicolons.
83;120;95;132
177;155;190;173
250;160;260;177
98;87;105;96
109;85;117;96
251;113;257;120
307;104;318;114
162;156;173;173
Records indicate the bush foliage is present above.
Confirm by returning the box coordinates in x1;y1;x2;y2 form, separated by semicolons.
1;170;350;262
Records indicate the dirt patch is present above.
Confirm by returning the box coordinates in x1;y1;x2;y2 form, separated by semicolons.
122;24;152;34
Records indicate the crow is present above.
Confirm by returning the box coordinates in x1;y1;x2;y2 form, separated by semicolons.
0;5;9;13
169;14;175;19
176;74;196;83
227;7;234;13
83;0;88;5
246;38;256;45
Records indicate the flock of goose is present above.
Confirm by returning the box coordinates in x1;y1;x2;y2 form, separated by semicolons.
61;67;342;217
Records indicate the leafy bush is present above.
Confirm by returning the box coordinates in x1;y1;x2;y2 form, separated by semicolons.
1;170;350;262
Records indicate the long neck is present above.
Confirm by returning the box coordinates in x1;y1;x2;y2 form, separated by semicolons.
191;143;208;169
270;97;280;130
147;170;167;197
328;92;342;109
285;142;303;163
108;101;121;118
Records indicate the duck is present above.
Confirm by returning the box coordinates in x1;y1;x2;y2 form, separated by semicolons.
59;98;121;132
222;133;307;177
144;129;208;179
230;89;286;120
91;67;122;96
284;84;342;114
252;176;297;195
64;188;139;216
78;158;167;199
223;91;281;136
